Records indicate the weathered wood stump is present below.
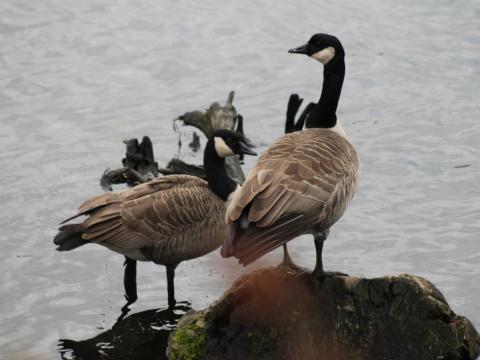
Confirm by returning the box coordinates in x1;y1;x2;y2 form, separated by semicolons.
176;90;245;183
284;93;314;134
167;267;480;360
100;91;246;190
100;136;160;190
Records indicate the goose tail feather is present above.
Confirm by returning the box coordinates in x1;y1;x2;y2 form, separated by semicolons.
222;213;310;266
54;223;88;251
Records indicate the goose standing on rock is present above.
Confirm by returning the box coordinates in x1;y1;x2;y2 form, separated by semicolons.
221;34;360;278
54;130;256;307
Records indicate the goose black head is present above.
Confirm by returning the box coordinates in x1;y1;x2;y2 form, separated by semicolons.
211;129;256;158
288;33;344;66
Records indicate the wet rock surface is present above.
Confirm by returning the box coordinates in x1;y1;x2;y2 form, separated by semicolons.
167;267;480;360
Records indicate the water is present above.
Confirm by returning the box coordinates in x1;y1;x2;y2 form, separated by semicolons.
1;0;479;358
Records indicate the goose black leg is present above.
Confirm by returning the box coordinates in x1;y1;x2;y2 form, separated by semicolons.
312;230;347;279
166;265;176;308
123;257;138;304
312;231;326;277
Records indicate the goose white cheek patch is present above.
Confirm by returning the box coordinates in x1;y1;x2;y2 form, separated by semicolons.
311;46;336;65
214;137;234;158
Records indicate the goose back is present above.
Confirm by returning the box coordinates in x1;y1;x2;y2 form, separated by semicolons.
67;175;228;265
226;128;360;233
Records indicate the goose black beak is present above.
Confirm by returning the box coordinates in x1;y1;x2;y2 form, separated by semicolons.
238;142;257;156
288;43;309;55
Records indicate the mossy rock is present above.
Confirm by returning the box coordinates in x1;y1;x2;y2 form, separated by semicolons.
167;267;480;360
167;312;207;360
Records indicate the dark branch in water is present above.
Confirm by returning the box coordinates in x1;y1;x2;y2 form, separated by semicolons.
178;90;237;138
100;91;247;190
100;136;159;191
159;158;206;180
285;93;315;134
189;131;201;153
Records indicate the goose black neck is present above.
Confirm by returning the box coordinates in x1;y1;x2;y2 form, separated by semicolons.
306;58;345;129
204;141;237;201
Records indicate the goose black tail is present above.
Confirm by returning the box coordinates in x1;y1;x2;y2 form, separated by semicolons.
53;223;88;251
222;213;310;266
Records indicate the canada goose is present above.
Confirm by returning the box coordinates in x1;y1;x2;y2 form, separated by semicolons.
54;130;256;307
221;34;360;278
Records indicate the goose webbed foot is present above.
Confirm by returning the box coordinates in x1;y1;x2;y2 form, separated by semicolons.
278;244;302;271
312;269;348;279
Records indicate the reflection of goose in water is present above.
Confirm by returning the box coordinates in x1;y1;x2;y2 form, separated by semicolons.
58;302;191;360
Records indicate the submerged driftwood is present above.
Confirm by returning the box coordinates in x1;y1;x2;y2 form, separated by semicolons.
176;90;245;183
100;91;246;190
178;91;237;138
100;136;160;190
285;93;314;134
167;267;480;360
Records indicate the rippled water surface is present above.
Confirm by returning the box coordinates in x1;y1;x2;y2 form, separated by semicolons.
1;0;479;358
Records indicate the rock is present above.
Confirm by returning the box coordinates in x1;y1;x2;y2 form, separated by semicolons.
167;267;480;360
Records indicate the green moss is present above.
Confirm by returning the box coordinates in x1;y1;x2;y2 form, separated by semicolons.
168;316;206;360
241;327;283;360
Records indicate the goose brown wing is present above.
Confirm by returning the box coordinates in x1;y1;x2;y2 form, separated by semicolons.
227;130;357;226
119;176;224;243
58;175;216;252
223;129;359;261
60;176;190;224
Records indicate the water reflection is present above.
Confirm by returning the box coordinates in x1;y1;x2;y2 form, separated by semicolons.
57;302;192;360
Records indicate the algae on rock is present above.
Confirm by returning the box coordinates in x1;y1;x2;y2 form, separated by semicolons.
168;312;207;360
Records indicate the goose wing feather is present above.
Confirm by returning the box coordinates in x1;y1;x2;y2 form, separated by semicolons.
119;176;223;240
61;175;222;254
227;129;358;227
223;129;359;259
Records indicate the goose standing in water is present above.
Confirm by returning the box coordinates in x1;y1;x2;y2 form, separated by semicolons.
54;130;256;307
222;34;360;277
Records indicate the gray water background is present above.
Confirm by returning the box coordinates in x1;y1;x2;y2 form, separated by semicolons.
0;0;479;358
